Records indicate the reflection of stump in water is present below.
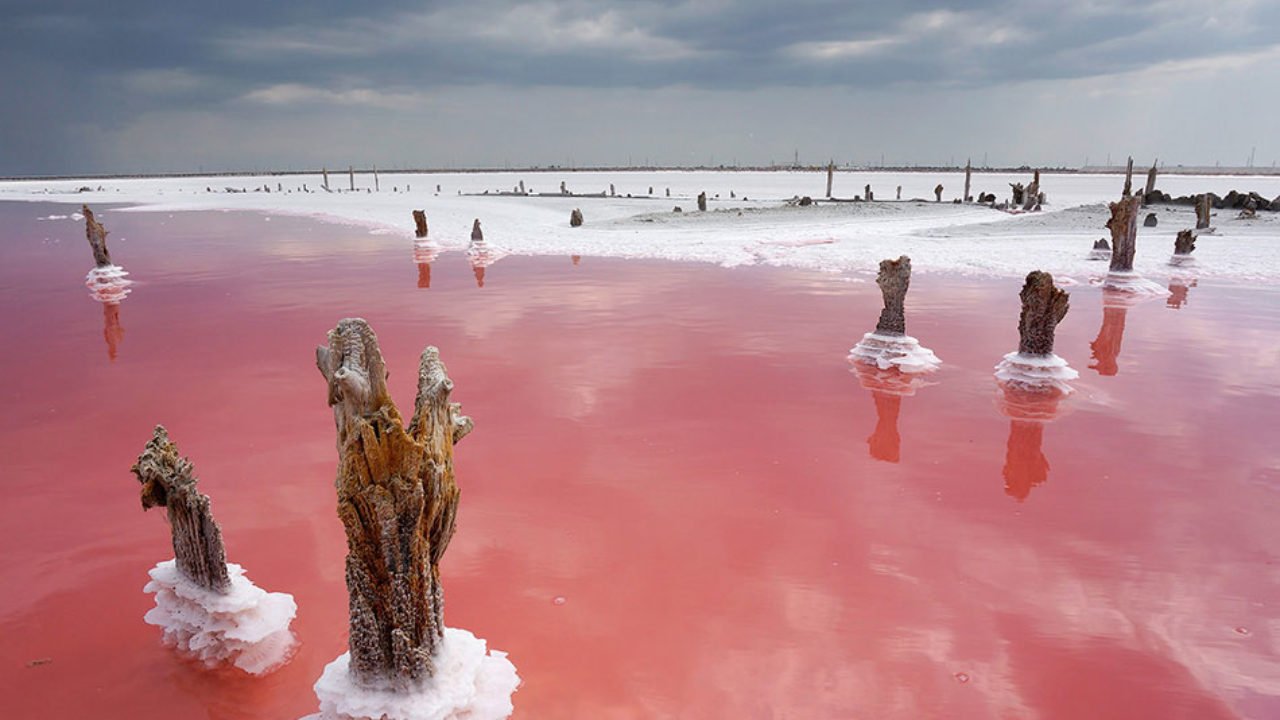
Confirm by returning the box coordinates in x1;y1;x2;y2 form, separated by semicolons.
417;263;432;289
998;387;1065;502
1089;301;1128;376
413;243;439;290
473;265;486;288
571;255;581;266
1167;277;1197;309
869;392;902;463
103;302;125;361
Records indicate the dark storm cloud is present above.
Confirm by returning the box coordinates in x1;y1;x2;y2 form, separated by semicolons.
1;0;1278;173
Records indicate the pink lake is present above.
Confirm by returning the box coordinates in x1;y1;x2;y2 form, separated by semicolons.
1;203;1278;719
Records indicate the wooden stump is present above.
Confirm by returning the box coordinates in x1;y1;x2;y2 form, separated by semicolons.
964;160;972;203
1106;195;1140;272
1017;271;1069;356
412;211;428;239
1023;170;1040;211
132;426;231;593
83;205;112;267
471;219;483;242
323;168;330;191
1174;229;1196;256
316;319;474;689
1195;194;1212;229
1122;156;1134;197
826;162;834;198
1143;161;1157;206
569;209;583;227
933;184;943;202
1010;183;1025;206
697;192;707;212
865;184;874;202
874;256;911;336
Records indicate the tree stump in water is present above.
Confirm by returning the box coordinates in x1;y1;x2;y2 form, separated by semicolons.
1195;194;1212;229
697;192;707;212
316;319;474;689
132;426;231;593
569;209;583;227
412;211;428;239
874;256;911;336
83;205;112;267
1017;271;1069;356
1174;229;1196;256
1106;195;1141;272
470;219;483;242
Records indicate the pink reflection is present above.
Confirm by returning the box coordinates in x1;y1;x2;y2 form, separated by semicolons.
997;385;1067;501
1089;291;1130;376
852;363;931;464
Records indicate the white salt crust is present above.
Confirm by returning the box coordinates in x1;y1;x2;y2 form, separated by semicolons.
1169;254;1196;267
1099;271;1171;295
993;352;1079;394
849;332;942;374
143;559;298;675
302;628;519;720
85;265;133;303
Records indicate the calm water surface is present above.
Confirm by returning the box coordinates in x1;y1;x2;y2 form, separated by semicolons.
1;203;1278;719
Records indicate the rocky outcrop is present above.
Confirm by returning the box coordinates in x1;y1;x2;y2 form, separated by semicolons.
316;319;474;689
133;426;231;593
1017;271;1069;356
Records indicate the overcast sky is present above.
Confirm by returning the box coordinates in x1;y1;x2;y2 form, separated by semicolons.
2;0;1277;175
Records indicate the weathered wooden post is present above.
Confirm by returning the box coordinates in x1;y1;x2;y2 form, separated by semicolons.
348;166;355;192
412;210;428;239
933;184;943;202
1142;160;1157;206
1023;170;1041;211
1174;229;1196;257
373;165;380;192
849;256;941;373
896;185;902;200
1107;196;1141;273
1195;194;1212;229
570;209;583;227
865;184;874;201
964;160;972;202
697;192;707;212
83;205;112;267
323;167;330;191
826;161;834;198
1016;271;1069;357
471;219;484;242
1122;156;1134;197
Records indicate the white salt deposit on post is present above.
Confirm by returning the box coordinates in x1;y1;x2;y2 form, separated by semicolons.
849;256;941;374
82;205;134;302
993;271;1079;393
143;559;298;675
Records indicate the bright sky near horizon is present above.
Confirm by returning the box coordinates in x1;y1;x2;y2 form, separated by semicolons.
2;0;1278;175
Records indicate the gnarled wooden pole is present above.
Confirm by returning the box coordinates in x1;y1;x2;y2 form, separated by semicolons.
471;219;484;242
1106;195;1141;272
1122;156;1134;197
1017;271;1069;356
83;205;112;267
874;256;911;336
132;426;231;593
933;184;943;202
316;319;474;689
412;210;428;239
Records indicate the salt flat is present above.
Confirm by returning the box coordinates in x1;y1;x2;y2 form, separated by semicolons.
3;170;1278;280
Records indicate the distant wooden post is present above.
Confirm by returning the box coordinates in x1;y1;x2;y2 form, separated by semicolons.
1142;160;1157;206
963;160;972;202
1174;229;1196;256
865;184;873;201
826;161;834;198
896;185;902;200
1023;170;1041;211
1107;195;1141;272
348;166;355;192
570;209;583;227
373;165;380;192
1195;194;1212;229
934;184;943;202
323;167;330;192
471;219;484;242
1122;156;1134;197
412;210;428;239
697;192;707;212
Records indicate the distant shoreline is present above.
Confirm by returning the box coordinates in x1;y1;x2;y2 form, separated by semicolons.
4;165;1278;183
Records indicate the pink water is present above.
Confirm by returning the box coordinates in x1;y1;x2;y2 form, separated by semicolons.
1;204;1278;719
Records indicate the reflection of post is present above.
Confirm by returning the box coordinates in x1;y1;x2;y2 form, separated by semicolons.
413;243;438;290
1089;301;1128;376
868;391;901;463
571;255;581;266
417;263;432;289
103;302;124;361
1167;277;1196;309
1004;420;1048;501
473;265;486;288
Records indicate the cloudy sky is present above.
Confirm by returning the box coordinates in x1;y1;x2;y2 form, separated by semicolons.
2;0;1278;175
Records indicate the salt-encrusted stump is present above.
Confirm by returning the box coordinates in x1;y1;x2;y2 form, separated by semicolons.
569;209;583;227
697;192;707;212
83;205;112;267
1196;194;1212;230
413;211;429;239
1107;195;1140;273
994;271;1078;392
309;320;517;719
934;184;943;202
133;426;296;674
849;257;941;374
471;219;484;242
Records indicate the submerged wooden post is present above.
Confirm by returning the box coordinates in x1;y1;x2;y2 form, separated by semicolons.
470;219;484;242
83;205;112;267
826;162;834;198
1017;271;1069;356
1122;156;1134;197
1195;194;1212;229
412;210;428;239
569;208;583;227
1107;195;1140;272
316;319;474;689
132;426;231;593
697;192;707;212
964;160;972;202
874;257;911;335
1174;229;1196;256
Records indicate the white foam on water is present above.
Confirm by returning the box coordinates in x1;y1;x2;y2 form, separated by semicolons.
849;332;942;374
993;352;1079;394
143;559;298;675
302;627;519;720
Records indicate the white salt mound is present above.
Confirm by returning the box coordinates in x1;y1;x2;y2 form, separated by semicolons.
143;559;298;675
304;627;520;720
849;332;941;374
85;265;133;303
993;352;1079;394
1100;271;1170;296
